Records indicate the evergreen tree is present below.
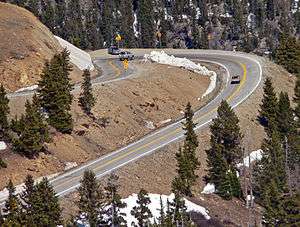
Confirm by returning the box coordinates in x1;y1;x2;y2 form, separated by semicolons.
0;85;10;141
253;130;286;202
131;188;153;226
138;0;156;48
275;35;300;75
277;92;295;139
258;77;278;134
172;102;200;196
104;173;127;226
13;95;49;158
79;69;95;115
294;77;300;126
206;100;242;199
157;196;165;225
21;175;36;226
3;180;22;225
280;193;300;226
38;49;73;133
40;0;56;31
209;100;242;165
28;177;62;226
169;191;192;226
77;170;105;227
102;0;116;46
119;0;136;48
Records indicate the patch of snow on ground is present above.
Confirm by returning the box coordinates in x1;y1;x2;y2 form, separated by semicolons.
54;36;95;71
0;141;7;151
15;85;38;93
145;121;155;130
237;149;263;168
201;183;215;194
122;193;210;225
64;162;78;171
144;51;217;98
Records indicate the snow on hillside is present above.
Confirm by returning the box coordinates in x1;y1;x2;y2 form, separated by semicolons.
237;149;263;168
122;193;210;225
54;36;95;71
201;183;215;194
144;51;217;98
15;85;38;93
0;141;7;151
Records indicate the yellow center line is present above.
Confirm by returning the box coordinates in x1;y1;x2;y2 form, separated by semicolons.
58;62;247;187
108;60;122;77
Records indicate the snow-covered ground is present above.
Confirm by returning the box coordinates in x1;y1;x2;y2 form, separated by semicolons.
201;183;215;194
54;36;95;71
122;193;210;225
15;85;38;93
144;51;217;98
237;149;263;168
0;141;7;151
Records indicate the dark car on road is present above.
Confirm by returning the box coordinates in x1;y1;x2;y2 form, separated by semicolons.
119;51;135;61
108;46;121;55
231;75;241;84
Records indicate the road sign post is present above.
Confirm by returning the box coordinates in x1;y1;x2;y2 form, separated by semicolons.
123;59;129;70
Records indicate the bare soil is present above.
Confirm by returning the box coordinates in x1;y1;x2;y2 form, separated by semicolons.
59;57;296;226
0;3;81;91
1;61;211;190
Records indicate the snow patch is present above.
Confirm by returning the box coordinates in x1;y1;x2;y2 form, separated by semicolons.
144;51;217;98
145;121;155;130
121;193;210;225
201;183;215;194
159;118;172;126
54;36;95;71
15;85;38;93
0;141;7;151
237;149;263;168
64;162;78;171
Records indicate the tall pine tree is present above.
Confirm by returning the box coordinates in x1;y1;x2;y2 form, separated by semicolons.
77;170;105;227
38;49;73;133
79;69;95;116
131;188;153;226
0;85;10;141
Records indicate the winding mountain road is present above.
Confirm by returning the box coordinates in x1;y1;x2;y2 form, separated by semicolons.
0;50;263;203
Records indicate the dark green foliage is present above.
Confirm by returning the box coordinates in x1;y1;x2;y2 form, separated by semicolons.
79;69;95;115
119;0;136;48
275;35;300;75
104;173;127;226
172;102;200;196
131;188;152;226
0;158;7;168
138;0;156;48
40;0;55;31
10;114;25;136
253;130;286;203
0;85;10;141
277;92;295;138
3;180;22;225
262;180;286;226
38;49;73;133
169;192;193;226
206;100;242;199
27;177;62;226
259;77;278;134
77;170;105;227
280;193;300;226
294;76;300;126
13;95;49;158
209;100;243;165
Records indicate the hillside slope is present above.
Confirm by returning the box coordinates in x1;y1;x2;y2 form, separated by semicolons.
0;3;81;91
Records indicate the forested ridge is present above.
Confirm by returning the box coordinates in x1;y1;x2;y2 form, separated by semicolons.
3;0;300;56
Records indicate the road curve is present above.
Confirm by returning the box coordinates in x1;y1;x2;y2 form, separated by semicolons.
0;50;262;203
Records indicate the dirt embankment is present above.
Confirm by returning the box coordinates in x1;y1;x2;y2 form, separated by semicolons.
1;61;213;190
0;3;81;91
60;58;295;226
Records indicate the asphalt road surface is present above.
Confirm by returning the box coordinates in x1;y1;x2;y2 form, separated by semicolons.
0;50;262;203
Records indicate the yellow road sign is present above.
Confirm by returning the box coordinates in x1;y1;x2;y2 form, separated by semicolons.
115;34;122;42
123;59;129;70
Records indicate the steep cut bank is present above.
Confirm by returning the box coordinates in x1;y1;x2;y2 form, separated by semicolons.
0;3;81;91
